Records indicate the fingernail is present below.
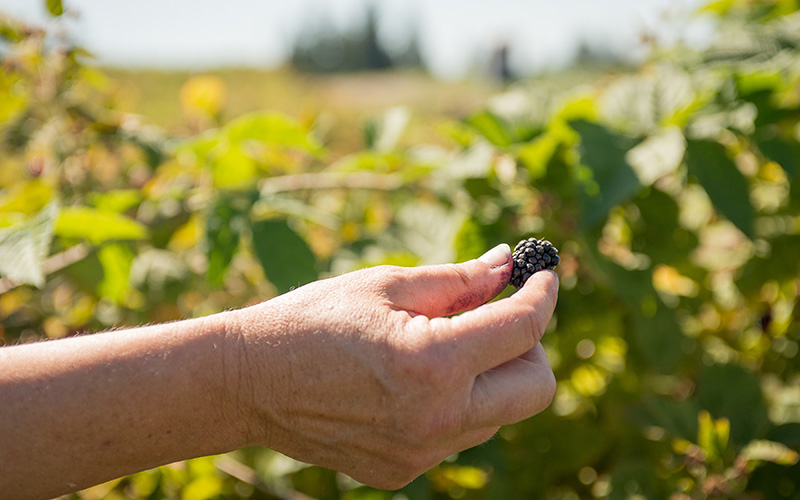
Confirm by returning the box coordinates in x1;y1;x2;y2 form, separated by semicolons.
478;243;511;268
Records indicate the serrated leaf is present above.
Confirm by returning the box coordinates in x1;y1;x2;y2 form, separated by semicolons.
570;119;642;231
0;202;58;287
55;207;148;245
251;219;317;294
46;0;63;17
625;127;686;186
686;140;755;239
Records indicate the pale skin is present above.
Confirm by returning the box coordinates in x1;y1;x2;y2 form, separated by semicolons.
0;243;559;499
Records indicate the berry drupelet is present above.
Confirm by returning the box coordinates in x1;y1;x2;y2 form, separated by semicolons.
510;237;560;289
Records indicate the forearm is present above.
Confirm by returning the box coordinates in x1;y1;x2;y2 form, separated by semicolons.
0;311;250;499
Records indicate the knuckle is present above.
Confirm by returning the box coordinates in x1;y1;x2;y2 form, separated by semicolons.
444;263;472;289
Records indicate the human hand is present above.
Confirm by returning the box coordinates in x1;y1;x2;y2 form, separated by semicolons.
228;243;559;489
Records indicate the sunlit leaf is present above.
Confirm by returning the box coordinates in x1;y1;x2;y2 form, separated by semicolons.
0;179;55;216
97;243;134;305
0;71;26;123
212;146;259;189
698;410;730;463
46;0;63;17
55;207;148;245
465;110;516;147
686;139;755;239
517;131;560;180
0;202;58;287
251;218;317;294
89;189;142;213
625;127;686;186
224;111;322;155
601;68;695;133
182;474;224;500
341;486;394;500
435;464;489;490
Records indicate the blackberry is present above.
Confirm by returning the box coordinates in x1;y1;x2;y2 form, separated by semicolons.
510;237;559;289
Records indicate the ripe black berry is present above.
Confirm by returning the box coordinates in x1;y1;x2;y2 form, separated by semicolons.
510;237;559;289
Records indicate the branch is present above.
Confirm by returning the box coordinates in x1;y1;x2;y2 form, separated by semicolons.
259;172;404;195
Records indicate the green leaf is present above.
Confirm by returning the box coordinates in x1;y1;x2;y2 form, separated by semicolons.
205;198;247;286
465;111;516;148
607;460;667;500
570;119;642;231
517;131;560;180
0;202;58;287
0;179;55;216
224;111;322;154
631;298;684;373
737;234;800;294
211;146;259;189
757;135;799;180
55;207;148;245
46;0;64;17
686;140;755;239
90;189;143;213
695;363;770;446
698;410;730;464
251;219;317;294
454;217;487;263
97;243;135;304
631;188;698;266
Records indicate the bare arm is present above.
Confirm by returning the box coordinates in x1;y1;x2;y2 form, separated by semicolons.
0;243;559;498
0;313;249;499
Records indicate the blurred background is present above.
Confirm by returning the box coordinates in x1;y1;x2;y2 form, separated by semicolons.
1;0;799;499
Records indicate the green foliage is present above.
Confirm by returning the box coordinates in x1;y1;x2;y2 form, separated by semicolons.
2;1;799;499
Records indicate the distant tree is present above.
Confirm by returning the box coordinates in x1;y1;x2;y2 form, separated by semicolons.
290;2;424;73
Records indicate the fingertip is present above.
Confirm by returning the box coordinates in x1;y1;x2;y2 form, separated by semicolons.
476;243;511;269
521;269;559;294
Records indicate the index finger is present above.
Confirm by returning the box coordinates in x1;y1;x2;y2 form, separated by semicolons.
437;270;558;376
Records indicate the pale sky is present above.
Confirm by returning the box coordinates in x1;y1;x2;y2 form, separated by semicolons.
0;0;713;78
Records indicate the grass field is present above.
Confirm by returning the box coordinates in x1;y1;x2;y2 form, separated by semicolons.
103;67;497;151
101;65;622;154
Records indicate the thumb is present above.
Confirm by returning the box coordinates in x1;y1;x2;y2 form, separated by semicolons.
390;244;512;318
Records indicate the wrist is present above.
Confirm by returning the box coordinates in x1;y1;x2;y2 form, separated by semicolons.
211;301;287;449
